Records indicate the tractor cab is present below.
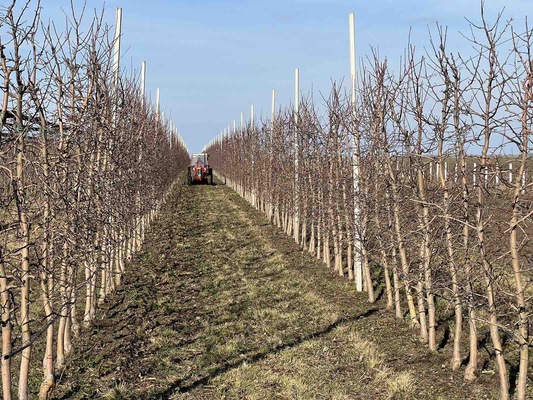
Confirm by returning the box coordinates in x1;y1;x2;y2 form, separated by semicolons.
193;153;207;165
187;153;213;185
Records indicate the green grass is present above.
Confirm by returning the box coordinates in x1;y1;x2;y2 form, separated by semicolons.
49;181;500;400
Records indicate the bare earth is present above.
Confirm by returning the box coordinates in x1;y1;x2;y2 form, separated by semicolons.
51;181;499;399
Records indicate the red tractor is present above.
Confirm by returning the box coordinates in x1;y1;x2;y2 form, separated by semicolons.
187;153;213;185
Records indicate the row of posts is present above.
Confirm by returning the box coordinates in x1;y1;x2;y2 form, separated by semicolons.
206;12;530;293
210;12;365;291
423;160;527;191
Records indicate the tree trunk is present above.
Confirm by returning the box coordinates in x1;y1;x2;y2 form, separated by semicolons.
0;249;13;400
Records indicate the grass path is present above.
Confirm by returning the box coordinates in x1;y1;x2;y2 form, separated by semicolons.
52;182;498;399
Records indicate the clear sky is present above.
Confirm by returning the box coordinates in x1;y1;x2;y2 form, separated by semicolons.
41;0;530;153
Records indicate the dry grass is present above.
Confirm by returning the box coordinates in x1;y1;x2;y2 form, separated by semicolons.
385;372;416;400
102;382;128;400
175;324;416;400
51;182;499;400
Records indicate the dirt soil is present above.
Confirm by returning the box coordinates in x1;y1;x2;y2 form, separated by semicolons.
52;181;500;400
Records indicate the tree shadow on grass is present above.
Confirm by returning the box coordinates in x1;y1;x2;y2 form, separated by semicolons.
437;323;450;351
509;362;519;397
152;308;380;399
374;288;385;303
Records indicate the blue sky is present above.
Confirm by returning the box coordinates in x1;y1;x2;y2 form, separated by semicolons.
41;0;530;153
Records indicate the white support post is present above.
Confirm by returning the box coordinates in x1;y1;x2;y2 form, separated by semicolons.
271;89;276;126
269;88;276;220
251;104;254;127
169;121;173;147
172;123;176;147
112;8;122;126
294;69;299;133
473;162;477;186
350;12;363;292
156;88;160;119
509;162;513;183
444;161;448;181
294;68;300;243
271;88;276;147
140;61;147;108
251;104;255;206
112;8;122;92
